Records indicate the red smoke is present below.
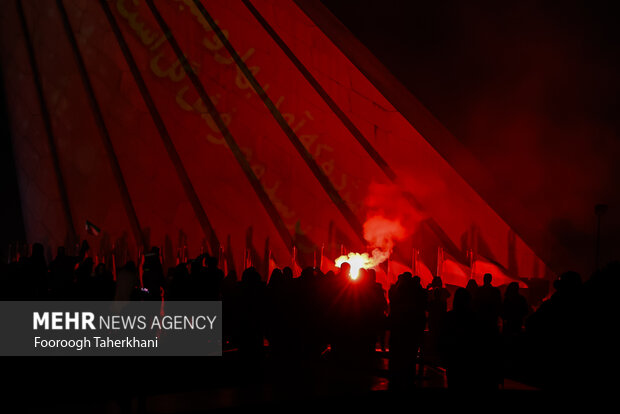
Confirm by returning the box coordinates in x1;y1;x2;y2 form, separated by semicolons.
361;182;424;265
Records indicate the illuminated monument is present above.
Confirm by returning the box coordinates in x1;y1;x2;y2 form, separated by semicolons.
0;0;552;288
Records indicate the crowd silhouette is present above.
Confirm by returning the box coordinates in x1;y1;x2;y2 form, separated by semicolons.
1;240;617;391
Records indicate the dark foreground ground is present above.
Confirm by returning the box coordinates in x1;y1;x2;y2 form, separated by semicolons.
3;347;603;413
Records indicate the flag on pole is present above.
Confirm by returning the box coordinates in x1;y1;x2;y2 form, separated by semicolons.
442;257;470;286
441;248;472;287
436;246;443;279
291;246;302;277
219;247;228;276
267;250;278;282
243;248;253;269
111;252;117;281
139;248;144;288
85;220;100;236
218;247;225;270
471;253;527;287
388;259;433;288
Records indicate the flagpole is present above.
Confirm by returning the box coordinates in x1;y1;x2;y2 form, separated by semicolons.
112;252;117;281
139;250;144;288
267;249;272;283
320;243;324;272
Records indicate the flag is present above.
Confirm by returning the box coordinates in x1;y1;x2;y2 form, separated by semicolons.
472;254;527;288
320;256;339;273
440;247;472;287
388;259;433;289
291;246;302;277
243;248;254;269
411;248;434;286
111;252;117;281
267;250;278;282
85;220;100;236
138;248;144;288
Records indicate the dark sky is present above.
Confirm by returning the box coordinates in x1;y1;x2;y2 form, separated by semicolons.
321;0;620;272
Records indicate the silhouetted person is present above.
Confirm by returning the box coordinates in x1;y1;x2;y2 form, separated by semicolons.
439;288;477;389
466;278;479;299
221;269;239;348
473;273;502;333
75;257;95;299
265;268;289;357
427;276;451;361
93;262;115;300
204;255;224;300
26;242;48;299
282;266;293;282
237;267;266;358
525;271;586;389
49;246;75;299
388;272;428;387
472;273;503;389
369;269;388;351
502;282;528;336
142;247;164;300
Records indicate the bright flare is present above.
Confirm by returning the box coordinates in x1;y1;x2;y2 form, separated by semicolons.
335;251;382;279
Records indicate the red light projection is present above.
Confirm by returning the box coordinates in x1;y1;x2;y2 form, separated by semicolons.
0;0;550;289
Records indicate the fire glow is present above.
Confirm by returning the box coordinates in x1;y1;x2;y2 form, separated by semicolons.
335;252;376;279
335;214;408;279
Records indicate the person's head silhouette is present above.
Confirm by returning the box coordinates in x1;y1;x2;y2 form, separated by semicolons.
282;266;293;280
453;288;472;311
483;273;493;286
505;281;520;298
431;276;443;289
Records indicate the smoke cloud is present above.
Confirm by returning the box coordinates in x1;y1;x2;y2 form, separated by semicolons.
361;182;424;266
